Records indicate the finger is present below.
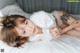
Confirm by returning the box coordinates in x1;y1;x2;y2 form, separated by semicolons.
52;32;59;38
55;31;61;37
50;27;55;30
51;31;60;36
51;32;57;35
52;33;58;38
54;34;59;38
50;29;57;33
51;29;60;36
50;30;57;33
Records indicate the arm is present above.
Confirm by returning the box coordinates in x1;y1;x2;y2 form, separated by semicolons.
61;25;73;34
61;21;80;34
73;21;80;32
65;29;80;37
60;23;68;29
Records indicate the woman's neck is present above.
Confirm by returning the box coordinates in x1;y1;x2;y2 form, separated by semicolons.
36;26;43;34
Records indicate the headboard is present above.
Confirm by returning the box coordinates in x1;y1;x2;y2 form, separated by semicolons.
16;0;80;14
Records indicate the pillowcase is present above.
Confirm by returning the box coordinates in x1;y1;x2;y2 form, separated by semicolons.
0;11;3;17
72;14;80;19
0;40;13;53
0;3;31;18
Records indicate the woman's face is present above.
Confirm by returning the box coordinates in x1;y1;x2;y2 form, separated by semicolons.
15;19;37;37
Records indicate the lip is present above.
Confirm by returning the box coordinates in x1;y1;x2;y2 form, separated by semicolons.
33;27;36;33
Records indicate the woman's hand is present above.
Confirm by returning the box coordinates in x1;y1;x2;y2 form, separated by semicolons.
71;21;80;28
50;27;61;38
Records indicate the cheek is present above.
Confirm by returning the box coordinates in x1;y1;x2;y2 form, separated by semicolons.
26;26;34;32
28;24;35;31
24;31;33;37
30;23;35;28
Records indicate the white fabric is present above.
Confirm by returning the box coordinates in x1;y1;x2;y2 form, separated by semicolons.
0;11;80;53
0;3;31;18
29;11;55;41
30;11;56;28
0;40;13;53
29;29;53;42
51;11;63;26
26;11;80;53
72;14;80;19
0;11;3;17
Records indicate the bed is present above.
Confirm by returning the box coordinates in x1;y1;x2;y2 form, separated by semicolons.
0;0;80;53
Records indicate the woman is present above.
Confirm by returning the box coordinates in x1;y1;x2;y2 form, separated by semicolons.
0;11;80;53
0;11;60;47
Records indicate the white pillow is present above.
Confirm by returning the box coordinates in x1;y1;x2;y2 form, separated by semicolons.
0;11;3;17
72;14;80;19
0;3;31;18
0;40;14;53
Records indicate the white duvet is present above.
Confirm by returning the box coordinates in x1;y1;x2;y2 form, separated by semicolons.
0;11;80;53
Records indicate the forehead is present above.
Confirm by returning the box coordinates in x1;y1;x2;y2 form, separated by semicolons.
16;17;27;24
16;17;26;21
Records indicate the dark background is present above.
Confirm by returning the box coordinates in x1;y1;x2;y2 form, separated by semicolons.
16;0;80;14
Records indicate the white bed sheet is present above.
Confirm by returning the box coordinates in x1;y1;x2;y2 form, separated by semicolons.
0;35;80;53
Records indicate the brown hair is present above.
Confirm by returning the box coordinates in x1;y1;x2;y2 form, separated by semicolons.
61;13;70;23
1;15;29;47
60;13;76;25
